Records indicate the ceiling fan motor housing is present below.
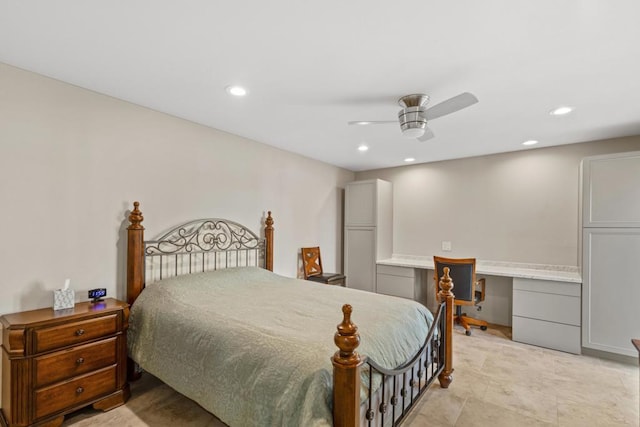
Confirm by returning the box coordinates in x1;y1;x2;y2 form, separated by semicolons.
397;94;430;138
398;106;427;137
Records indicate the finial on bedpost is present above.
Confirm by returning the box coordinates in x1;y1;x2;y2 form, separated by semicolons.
265;211;274;271
332;304;363;427
128;201;144;229
439;267;454;297
334;304;361;362
438;267;455;389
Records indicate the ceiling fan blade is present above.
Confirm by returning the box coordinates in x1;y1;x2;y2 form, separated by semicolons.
348;120;398;126
416;127;435;142
421;92;478;121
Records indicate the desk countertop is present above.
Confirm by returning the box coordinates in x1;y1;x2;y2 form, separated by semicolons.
377;255;582;283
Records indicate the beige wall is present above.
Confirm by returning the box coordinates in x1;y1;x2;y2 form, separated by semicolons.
0;63;354;316
356;136;640;266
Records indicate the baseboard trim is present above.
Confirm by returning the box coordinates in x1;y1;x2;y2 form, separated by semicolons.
581;347;638;365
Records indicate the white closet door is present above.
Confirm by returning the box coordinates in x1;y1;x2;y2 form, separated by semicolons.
344;227;376;292
582;228;640;356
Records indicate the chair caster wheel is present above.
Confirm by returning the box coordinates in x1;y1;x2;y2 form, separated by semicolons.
465;330;472;336
480;326;488;331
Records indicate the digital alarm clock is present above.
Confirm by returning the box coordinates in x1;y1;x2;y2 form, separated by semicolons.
88;288;107;303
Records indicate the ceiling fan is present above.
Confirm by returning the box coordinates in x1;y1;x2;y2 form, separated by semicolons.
348;92;478;142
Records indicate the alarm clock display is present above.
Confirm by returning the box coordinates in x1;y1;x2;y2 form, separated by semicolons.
88;288;107;303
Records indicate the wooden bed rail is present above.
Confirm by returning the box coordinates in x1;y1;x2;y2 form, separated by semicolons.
332;268;455;427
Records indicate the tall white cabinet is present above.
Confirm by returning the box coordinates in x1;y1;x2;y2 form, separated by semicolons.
582;151;640;357
344;179;392;292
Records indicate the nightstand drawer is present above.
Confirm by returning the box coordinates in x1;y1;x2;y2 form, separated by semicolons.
34;337;117;387
33;314;118;353
34;365;117;419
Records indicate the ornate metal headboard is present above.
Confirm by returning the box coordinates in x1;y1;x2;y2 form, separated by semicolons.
126;201;274;306
144;218;266;283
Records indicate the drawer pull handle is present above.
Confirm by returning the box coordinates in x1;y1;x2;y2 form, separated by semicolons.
76;386;84;394
75;329;85;336
76;357;85;365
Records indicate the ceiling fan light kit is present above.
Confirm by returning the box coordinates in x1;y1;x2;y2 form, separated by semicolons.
400;116;427;138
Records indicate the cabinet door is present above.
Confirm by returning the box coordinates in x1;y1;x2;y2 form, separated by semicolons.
582;228;640;356
345;181;376;226
582;152;640;227
344;228;376;292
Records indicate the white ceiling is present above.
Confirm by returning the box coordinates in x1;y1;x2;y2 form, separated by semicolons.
2;1;640;171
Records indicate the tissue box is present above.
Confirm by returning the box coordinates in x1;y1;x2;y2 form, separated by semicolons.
53;289;75;310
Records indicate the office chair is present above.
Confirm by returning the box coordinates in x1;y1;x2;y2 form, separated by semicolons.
301;247;346;286
434;256;488;336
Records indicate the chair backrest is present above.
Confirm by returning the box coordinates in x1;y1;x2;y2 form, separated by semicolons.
433;256;476;303
301;247;323;279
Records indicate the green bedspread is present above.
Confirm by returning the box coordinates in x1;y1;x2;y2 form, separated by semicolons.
128;267;432;427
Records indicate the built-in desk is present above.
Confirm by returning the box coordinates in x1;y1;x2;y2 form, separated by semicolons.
376;255;582;353
377;256;581;283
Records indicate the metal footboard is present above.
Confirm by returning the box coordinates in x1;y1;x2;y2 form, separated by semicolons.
361;301;447;426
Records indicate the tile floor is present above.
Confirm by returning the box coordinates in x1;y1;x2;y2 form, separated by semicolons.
64;325;639;426
404;326;639;426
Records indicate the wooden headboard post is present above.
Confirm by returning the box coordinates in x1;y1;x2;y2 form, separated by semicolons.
127;201;145;306
265;211;274;271
332;304;363;427
437;267;455;388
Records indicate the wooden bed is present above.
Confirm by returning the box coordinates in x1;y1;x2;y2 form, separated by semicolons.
125;202;454;427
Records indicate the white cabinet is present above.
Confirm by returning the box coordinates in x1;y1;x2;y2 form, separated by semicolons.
582;151;640;357
344;179;392;292
345;181;377;226
512;278;581;354
376;265;426;302
582;151;640;228
582;228;640;357
344;228;376;292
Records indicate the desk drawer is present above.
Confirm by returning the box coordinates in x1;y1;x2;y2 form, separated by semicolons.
34;365;117;419
34;337;117;387
513;277;580;297
513;316;581;354
377;265;415;278
376;274;414;299
33;314;118;353
513;290;580;326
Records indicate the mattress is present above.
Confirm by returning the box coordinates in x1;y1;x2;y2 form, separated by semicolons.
128;266;432;426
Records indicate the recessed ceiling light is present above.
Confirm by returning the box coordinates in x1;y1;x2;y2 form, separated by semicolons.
404;157;416;162
358;144;369;152
550;106;573;116
348;121;372;126
226;85;247;96
522;140;539;146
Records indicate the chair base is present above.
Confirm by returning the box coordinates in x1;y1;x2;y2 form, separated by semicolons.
455;314;488;336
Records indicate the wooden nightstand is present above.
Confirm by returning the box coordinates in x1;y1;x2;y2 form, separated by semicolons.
0;298;130;427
